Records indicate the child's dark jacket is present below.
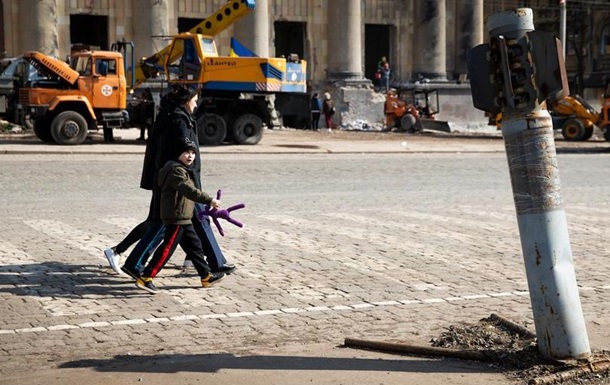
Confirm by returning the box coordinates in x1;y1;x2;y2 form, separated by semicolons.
157;160;213;225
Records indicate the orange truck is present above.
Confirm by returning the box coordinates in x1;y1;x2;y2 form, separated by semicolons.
20;50;134;144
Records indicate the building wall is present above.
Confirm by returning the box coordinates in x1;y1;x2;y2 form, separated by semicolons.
2;1;610;94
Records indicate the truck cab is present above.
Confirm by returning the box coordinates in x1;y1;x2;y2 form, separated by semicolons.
70;52;126;110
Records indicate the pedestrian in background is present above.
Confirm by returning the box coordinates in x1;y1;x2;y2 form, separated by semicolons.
380;62;391;93
322;92;335;132
310;93;321;131
375;56;389;88
138;88;155;141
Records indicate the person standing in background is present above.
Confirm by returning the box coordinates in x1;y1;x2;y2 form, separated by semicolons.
322;92;335;132
380;62;391;93
310;93;322;131
138;88;155;141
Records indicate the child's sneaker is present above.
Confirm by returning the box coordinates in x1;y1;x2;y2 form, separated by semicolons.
135;277;160;294
104;247;125;276
201;272;225;288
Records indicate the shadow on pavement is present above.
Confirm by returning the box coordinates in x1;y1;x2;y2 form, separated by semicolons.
0;135;146;146
556;146;610;154
0;261;144;298
58;351;500;374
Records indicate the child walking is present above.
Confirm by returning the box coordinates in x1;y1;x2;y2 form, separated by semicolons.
135;137;225;294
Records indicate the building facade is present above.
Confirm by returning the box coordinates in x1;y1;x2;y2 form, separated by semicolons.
2;0;610;125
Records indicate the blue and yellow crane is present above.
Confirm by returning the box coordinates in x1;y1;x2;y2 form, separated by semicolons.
130;0;307;145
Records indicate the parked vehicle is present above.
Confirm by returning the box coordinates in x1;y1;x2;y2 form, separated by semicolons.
0;57;43;128
20;50;139;144
130;0;306;145
489;85;610;142
384;87;450;133
551;95;598;141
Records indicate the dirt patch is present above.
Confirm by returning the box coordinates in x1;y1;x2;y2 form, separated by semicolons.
430;315;610;385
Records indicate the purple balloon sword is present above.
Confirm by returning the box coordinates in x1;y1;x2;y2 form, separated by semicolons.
197;189;245;236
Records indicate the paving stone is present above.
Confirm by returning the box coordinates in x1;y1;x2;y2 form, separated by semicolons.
1;151;609;377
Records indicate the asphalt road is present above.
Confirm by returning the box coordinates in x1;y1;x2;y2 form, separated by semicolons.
0;149;609;385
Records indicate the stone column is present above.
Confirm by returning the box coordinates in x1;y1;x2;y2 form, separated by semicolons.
20;0;58;56
455;0;484;76
233;0;269;57
414;0;446;81
133;0;170;60
327;0;363;80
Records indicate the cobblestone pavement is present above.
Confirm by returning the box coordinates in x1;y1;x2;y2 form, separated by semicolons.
0;149;609;383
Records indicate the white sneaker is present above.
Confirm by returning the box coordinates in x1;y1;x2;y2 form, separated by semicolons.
183;259;194;269
104;248;125;275
180;259;195;275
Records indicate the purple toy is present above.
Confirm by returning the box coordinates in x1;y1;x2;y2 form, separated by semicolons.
197;189;245;236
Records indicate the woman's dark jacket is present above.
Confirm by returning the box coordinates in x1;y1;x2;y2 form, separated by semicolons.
140;101;201;190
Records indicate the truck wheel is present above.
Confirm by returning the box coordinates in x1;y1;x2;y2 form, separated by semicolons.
50;111;89;145
582;126;594;141
561;119;586;141
232;113;263;145
400;114;417;132
196;113;227;146
33;118;54;143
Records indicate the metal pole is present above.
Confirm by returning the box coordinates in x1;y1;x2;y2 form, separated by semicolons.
560;0;567;58
491;9;590;360
467;9;590;360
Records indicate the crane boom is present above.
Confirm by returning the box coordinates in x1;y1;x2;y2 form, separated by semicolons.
133;0;255;87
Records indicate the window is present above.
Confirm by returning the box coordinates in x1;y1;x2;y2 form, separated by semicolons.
72;56;92;76
95;59;117;76
600;24;610;56
200;37;217;55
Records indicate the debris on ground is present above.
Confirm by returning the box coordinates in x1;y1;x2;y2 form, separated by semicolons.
430;315;610;385
339;119;384;131
0;119;23;133
346;314;610;385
